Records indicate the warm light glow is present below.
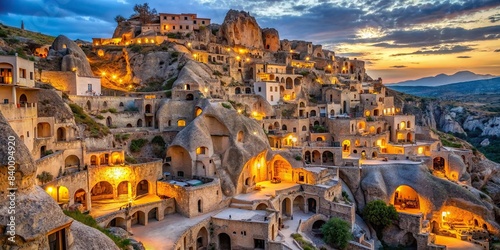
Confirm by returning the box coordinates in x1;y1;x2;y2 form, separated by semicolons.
257;162;261;169
246;58;250;62
291;137;297;143
112;75;117;79
47;187;53;193
101;72;106;76
72;67;77;72
119;79;123;83
305;57;310;61
252;111;257;116
236;56;241;61
204;87;208;92
113;168;125;179
193;54;198;58
237;109;242;114
328;65;331;68
187;42;192;47
418;147;424;154
289;50;293;53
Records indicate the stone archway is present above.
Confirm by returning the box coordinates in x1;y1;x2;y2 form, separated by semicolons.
136;180;149;196
433;157;445;172
256;203;268;210
74;189;87;210
400;232;417;247
196;227;209;249
107;217;127;229
293;195;305;212
282;197;292;217
307;198;317;213
312;220;325;231
64;155;80;168
131;210;146;226
218;233;231;250
91;181;113;201
392;185;420;211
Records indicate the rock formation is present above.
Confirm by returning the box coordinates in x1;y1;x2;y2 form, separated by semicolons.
49;35;94;77
262;28;280;52
0;112;118;249
218;10;263;49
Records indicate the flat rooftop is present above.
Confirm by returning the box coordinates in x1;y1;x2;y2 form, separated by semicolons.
233;181;299;201
213;208;269;222
361;159;421;165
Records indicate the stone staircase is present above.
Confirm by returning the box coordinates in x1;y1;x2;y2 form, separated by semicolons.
229;197;253;210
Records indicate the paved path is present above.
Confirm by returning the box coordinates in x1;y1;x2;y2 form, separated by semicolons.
130;212;216;250
435;235;483;250
280;210;315;250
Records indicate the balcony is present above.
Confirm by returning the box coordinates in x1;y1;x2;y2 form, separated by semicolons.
0;102;37;120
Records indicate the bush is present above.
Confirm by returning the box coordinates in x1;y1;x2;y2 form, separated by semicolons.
125;155;137;164
69;103;110;138
321;218;352;249
114;133;130;142
152;135;165;146
291;233;316;250
130;138;148;152
36;171;54;184
63;210;130;249
108;108;117;114
362;200;398;238
95;114;104;119
295;155;302;161
221;102;232;109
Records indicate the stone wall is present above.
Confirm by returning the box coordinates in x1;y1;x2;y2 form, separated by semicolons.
157;178;223;217
36;150;65;182
42;170;89;209
40;71;77;94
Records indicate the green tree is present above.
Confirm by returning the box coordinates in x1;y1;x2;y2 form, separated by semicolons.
320;218;352;249
133;3;157;24
36;171;54;184
114;15;126;23
362;200;398;238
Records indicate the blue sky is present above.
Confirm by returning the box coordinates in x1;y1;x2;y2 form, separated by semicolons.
1;0;499;82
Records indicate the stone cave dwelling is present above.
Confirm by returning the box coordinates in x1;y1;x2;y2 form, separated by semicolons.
1;9;499;250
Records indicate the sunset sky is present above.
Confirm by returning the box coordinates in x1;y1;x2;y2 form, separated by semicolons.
1;0;499;83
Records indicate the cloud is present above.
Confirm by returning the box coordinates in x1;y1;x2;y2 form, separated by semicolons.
456;55;472;58
489;13;500;23
391;45;474;56
391;65;407;68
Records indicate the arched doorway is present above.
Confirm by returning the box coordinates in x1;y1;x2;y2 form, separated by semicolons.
106;116;112;127
312;150;321;163
218;233;231;250
131;211;146;226
281;197;292;216
74;189;87;210
342;140;350;153
107;217;126;229
136;180;149;196
186;94;194;100
256;203;268;210
64;155;80;168
137;119;143;127
400;232;417;247
56;127;66;141
19;94;27;104
148;207;158;221
312;220;325;231
393;185;420;211
433;157;445;172
196;227;209;249
117;181;129;198
145;104;152;113
322;151;334;165
307;198;317;213
91;181;113;201
293;195;305;212
86;100;91;110
57;186;70;204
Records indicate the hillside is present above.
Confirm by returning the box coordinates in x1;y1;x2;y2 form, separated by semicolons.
388;77;500;98
388;71;496;86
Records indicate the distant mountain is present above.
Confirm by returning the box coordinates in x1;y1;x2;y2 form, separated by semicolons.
389;71;496;86
388;77;500;98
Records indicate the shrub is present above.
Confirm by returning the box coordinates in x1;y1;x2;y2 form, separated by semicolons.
95;114;104;119
212;70;222;77
321;218;352;249
63;210;130;249
291;233;316;250
108;108;118;114
152;135;165;146
362;200;398;238
114;133;130;142
130;138;148;152
221;102;232;109
295;155;302;161
69;103;110;138
36;171;54;184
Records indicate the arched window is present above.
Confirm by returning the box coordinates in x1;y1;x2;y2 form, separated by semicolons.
302;126;307;131
198;199;202;213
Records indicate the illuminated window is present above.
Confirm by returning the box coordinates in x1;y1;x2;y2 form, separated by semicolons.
177;119;186;127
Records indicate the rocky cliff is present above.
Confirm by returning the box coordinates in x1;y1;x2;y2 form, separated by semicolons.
0;112;118;249
48;35;94;77
218;10;264;49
